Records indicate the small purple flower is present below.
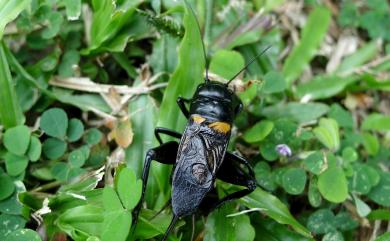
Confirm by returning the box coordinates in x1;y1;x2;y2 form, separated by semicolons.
275;144;292;157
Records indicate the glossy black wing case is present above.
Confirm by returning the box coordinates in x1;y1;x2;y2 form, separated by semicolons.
171;115;231;216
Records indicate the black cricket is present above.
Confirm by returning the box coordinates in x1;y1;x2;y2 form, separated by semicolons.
132;1;270;240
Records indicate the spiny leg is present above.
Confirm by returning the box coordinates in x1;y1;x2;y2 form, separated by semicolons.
205;152;256;212
132;141;179;234
177;96;191;118
155;127;182;144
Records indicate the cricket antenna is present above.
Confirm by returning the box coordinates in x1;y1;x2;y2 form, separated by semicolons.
183;0;210;82
161;214;179;241
226;45;272;86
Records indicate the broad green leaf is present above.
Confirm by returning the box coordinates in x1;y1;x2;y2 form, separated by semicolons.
204;204;236;241
350;164;379;194
68;167;85;181
254;218;313;241
87;144;109;167
5;229;42;241
59;49;81;77
307;209;335;234
342;147;358;163
84;128;103;145
361;132;379;156
282;168;307;195
282;7;331;85
64;0;81;20
31;167;53;181
116;167;142;210
313;118;340;151
0;182;25;215
296;75;358;100
155;3;205;202
240;188;312;238
226;31;262;49
101;210;131;241
368;171;390;207
375;232;390;241
353;194;371;217
149;36;179;74
260;141;279;161
367;209;390;221
238;82;258;107
308;178;322;207
0;214;26;240
126;95;157;176
328;104;354;129
259;119;298;161
336;41;378;75
0;42;24;128
68;149;87;168
254;162;276;191
43;138;67;160
304;151;325;175
361;113;390;131
0;0;30;39
322;231;344;241
333;212;358;231
27;136;42;162
234;214;255;241
133;210;180;241
261;71;286;94
103;187;123;211
243;120;274;143
57;205;104;238
318;166;348;203
51;162;70;182
41;12;64;39
5;153;28;176
67;118;84;142
338;1;359;27
87;237;100;241
85;0;143;54
261;102;329;124
209;50;245;80
361;75;390;91
38;50;60;72
0;173;14;200
3;125;30;155
15;79;37;112
40;108;69;139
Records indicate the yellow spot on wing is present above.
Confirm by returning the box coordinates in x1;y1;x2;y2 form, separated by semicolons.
193;115;206;124
209;122;231;133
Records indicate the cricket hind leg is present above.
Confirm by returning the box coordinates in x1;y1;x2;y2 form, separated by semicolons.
155;127;182;144
203;152;257;212
177;96;191;118
131;141;179;235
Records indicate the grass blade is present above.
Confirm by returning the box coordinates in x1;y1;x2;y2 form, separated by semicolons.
240;188;313;238
0;42;24;128
282;7;331;85
0;0;31;39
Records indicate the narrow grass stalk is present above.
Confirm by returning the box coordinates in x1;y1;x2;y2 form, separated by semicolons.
0;41;24;128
